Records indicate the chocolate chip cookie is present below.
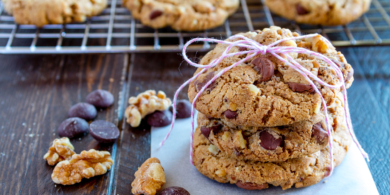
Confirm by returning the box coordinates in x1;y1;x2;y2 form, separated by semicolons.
198;112;330;162
188;26;354;128
265;0;371;26
192;109;351;190
122;0;239;31
197;89;346;162
2;0;107;27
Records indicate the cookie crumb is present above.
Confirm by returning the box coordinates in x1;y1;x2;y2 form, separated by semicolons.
323;180;328;183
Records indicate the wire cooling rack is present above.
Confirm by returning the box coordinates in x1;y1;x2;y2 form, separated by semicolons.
0;0;389;54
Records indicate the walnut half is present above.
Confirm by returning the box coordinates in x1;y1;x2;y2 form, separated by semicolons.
131;157;166;195
51;149;113;185
43;137;75;166
125;90;172;127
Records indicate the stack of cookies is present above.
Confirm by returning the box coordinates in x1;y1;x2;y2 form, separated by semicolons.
188;26;354;190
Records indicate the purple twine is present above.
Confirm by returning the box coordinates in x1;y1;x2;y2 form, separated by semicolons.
160;33;369;176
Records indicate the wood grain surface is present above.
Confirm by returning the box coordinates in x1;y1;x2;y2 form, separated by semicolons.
0;49;388;195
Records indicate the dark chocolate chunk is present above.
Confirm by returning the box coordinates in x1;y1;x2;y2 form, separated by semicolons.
200;123;222;138
287;82;315;93
150;10;163;20
58;117;89;138
89;120;119;143
146;110;172;127
312;122;328;144
68;102;97;120
157;187;190;195
252;57;274;82
224;109;237;119
170;99;191;119
194;71;216;93
86;89;114;108
236;181;269;190
239;47;247;51
259;130;283;150
296;4;309;15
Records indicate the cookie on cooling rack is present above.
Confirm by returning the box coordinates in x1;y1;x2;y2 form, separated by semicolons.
2;0;107;27
122;0;239;31
265;0;371;26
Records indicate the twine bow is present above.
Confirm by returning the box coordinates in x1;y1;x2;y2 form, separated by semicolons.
160;33;369;177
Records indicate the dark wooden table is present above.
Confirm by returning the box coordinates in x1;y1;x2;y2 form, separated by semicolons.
0;48;388;195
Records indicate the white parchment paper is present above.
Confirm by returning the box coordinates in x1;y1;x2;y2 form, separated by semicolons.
151;115;378;195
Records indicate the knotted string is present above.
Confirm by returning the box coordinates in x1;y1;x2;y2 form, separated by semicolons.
160;33;369;177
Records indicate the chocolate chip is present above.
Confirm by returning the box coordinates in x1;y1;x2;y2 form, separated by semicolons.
287;82;315;93
89;120;119;143
234;149;242;156
194;71;216;93
252;57;274;82
296;4;309;15
324;166;332;178
150;10;163;20
200;124;222;138
259;130;283;150
86;89;114;108
224;109;237;119
236;181;268;190
146;110;172;127
58;117;89;138
68;103;97;120
170;99;191;119
206;115;215;120
239;47;247;51
346;68;354;82
157;186;190;195
312;122;328;144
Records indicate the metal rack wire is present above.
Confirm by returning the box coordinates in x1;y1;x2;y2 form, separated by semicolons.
0;0;389;54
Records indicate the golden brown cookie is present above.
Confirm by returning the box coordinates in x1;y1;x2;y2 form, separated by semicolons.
192;109;351;190
188;26;354;128
265;0;371;26
122;0;239;31
2;0;107;27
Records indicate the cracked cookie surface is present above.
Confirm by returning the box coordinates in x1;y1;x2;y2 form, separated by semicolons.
265;0;371;26
122;0;239;31
2;0;107;27
192;107;351;190
188;26;354;128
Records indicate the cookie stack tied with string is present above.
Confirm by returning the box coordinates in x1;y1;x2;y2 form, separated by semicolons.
174;26;369;190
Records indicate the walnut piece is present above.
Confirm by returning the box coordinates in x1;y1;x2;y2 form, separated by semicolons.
125;90;172;127
51;149;113;185
131;157;166;195
43;137;75;166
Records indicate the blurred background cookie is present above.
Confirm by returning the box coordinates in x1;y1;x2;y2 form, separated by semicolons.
2;0;107;27
265;0;371;25
122;0;240;31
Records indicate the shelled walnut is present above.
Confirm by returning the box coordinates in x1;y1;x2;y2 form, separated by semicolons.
43;137;75;166
51;149;113;185
131;157;166;195
125;90;172;127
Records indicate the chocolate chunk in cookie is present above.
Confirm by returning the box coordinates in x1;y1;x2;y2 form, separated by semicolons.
259;130;283;150
252;57;274;82
287;82;315;93
312;123;328;144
